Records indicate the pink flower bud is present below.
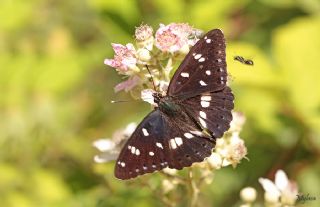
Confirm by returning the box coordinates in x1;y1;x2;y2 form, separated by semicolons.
135;24;153;41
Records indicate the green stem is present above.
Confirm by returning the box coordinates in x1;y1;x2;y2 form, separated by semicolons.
188;168;200;207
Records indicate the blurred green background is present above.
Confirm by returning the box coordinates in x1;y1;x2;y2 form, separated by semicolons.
1;0;320;206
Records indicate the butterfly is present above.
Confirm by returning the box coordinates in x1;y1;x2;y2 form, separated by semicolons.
115;29;234;180
234;56;254;66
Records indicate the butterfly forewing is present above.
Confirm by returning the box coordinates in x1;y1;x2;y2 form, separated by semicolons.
114;111;167;179
168;29;227;98
114;110;214;180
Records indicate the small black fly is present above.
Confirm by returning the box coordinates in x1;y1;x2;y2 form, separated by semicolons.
234;56;254;66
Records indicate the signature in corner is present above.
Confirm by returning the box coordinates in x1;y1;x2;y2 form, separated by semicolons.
296;193;316;203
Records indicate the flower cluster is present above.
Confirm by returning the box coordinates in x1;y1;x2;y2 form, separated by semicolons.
239;170;299;207
99;22;250;206
259;170;298;206
104;23;202;96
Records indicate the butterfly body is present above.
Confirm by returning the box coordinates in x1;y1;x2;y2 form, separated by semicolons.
115;29;234;180
155;95;180;116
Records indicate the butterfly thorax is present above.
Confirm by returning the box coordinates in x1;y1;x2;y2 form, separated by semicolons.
153;93;180;116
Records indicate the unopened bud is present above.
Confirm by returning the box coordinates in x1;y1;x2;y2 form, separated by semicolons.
137;48;151;62
207;152;223;169
135;24;153;41
240;187;257;203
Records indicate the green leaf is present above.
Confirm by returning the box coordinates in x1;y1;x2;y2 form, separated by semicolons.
273;16;320;131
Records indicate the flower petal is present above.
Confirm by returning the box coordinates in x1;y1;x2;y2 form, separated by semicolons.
92;139;116;152
114;76;140;92
259;178;281;197
275;170;289;192
94;152;118;163
141;89;156;105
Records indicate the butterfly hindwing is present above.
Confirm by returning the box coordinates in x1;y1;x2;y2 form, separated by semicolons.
114;110;214;180
168;29;227;97
181;87;234;138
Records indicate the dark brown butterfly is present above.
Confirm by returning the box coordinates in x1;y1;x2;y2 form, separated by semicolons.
115;29;234;180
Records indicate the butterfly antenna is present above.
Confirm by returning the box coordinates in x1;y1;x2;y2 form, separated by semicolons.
145;65;157;91
111;100;142;104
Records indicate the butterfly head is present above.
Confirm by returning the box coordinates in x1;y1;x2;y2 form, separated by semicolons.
152;92;163;104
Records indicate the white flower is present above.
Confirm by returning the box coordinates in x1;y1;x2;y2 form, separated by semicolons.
219;133;247;167
229;133;247;162
206;152;223;169
93;123;137;163
155;23;193;53
259;170;298;206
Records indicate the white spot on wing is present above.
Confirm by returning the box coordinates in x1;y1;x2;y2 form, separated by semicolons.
190;130;203;136
194;54;202;59
184;133;194;139
217;58;222;62
201;101;210;108
131;146;136;154
169;139;177;149
174;137;183;146
149;151;154;156
206;39;212;43
135;148;140;156
201;95;211;101
200;111;207;119
204;36;207;39
194;54;202;60
142;128;149;136
120;162;125;167
128;145;131;149
181;72;189;78
199;118;207;128
206;70;211;75
156;142;163;149
199;57;205;62
199;80;207;86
